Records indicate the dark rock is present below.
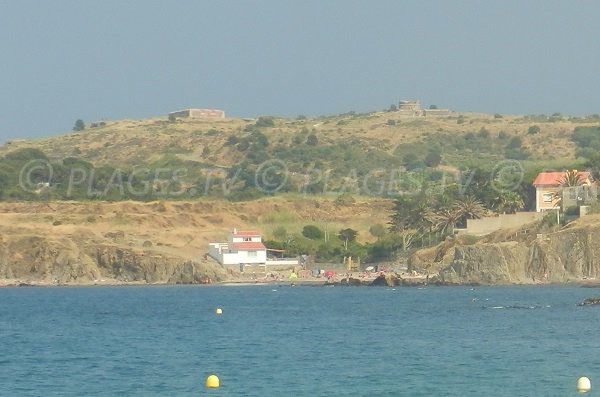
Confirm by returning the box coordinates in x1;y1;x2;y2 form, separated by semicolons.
579;296;600;306
370;274;399;287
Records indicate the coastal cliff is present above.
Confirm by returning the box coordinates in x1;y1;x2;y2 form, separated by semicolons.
410;215;600;285
0;233;228;285
0;198;390;286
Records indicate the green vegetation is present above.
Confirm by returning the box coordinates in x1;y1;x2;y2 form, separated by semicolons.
0;110;595;211
73;119;85;132
572;126;600;159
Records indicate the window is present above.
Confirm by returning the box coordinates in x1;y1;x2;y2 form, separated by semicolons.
248;251;257;257
542;193;553;203
243;237;251;242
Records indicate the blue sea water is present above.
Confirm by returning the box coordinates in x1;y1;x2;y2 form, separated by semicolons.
1;285;599;396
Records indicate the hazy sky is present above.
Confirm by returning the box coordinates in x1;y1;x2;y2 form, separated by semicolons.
1;1;600;142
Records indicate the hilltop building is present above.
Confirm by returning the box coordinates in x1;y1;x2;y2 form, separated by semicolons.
396;100;450;117
397;100;422;116
168;108;225;119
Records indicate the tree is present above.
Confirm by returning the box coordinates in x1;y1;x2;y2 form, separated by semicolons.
255;116;275;128
306;134;318;146
452;196;486;228
73;119;85;131
388;196;434;249
527;125;541;135
369;224;386;240
429;104;438;109
338;228;358;250
494;191;524;214
397;229;416;251
302;225;324;240
431;208;459;235
585;152;600;180
559;170;586;187
388;196;420;233
424;149;442;167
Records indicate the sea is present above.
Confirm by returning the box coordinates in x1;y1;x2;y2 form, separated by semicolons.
1;284;599;396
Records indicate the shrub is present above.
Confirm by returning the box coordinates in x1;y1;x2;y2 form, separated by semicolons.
306;134;318;146
225;135;240;146
462;235;479;245
528;125;541;135
506;136;522;149
504;148;529;160
302;225;324;240
478;128;490;138
369;224;386;239
564;206;579;216
334;193;355;206
255;116;275;128
73;119;85;131
424;150;442;167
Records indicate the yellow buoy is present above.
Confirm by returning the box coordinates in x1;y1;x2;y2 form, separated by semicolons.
206;374;220;388
577;376;591;393
215;308;223;315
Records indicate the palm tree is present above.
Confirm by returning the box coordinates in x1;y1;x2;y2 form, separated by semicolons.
559;170;586;187
554;170;588;209
431;208;460;235
494;191;525;214
453;196;486;228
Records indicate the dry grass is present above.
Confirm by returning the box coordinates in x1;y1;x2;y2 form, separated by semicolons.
2;112;593;168
0;196;392;259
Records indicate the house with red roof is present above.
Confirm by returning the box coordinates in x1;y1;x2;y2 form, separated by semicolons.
532;171;594;212
208;229;267;270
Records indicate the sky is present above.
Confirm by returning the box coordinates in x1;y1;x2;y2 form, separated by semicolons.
1;0;600;142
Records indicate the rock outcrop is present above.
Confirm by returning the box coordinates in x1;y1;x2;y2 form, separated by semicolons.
0;233;228;285
414;216;600;285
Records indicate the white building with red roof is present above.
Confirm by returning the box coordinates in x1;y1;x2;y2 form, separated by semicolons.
208;229;300;272
208;229;267;269
532;171;594;212
208;229;267;267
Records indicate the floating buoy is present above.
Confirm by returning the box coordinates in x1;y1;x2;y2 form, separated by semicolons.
577;376;591;393
215;308;223;315
206;374;220;388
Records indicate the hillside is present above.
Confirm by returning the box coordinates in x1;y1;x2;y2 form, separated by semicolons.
1;108;600;285
1;110;598;203
0;196;391;285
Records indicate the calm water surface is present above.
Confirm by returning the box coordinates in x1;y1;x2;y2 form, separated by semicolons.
1;285;599;396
